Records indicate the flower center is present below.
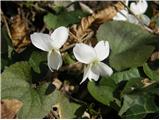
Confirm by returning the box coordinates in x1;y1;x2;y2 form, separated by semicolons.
92;59;99;66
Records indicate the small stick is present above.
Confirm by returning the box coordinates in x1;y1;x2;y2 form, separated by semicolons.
1;9;12;39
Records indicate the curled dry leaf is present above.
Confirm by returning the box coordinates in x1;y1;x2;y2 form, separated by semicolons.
62;2;124;51
1;99;23;119
71;2;123;41
10;14;31;53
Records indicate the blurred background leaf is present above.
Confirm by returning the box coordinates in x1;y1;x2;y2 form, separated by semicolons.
44;10;87;30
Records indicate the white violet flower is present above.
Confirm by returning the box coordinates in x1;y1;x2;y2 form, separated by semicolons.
30;26;69;71
129;0;150;25
113;0;150;26
73;41;113;84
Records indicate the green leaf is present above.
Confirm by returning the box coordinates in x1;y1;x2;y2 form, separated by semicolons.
1;62;57;118
63;52;76;65
44;10;87;30
143;63;158;81
119;78;158;118
54;91;81;118
121;78;144;95
111;68;140;84
119;94;158;118
29;51;47;73
88;77;116;105
96;21;156;71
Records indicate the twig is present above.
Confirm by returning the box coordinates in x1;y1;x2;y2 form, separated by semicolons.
1;9;12;40
65;92;87;106
60;35;88;53
69;31;79;41
18;2;48;12
40;25;46;33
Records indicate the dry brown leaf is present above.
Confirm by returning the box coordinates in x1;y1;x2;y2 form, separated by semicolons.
62;2;124;50
1;99;23;119
71;2;123;38
141;78;155;87
151;51;159;61
52;78;63;90
10;15;31;53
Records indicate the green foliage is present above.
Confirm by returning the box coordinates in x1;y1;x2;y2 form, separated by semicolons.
44;10;87;30
1;1;158;119
111;68;140;84
119;94;158;118
119;78;158;118
53;91;81;118
1;62;58;118
88;77;116;105
121;78;143;95
29;51;47;73
63;52;76;65
143;63;158;81
96;21;156;71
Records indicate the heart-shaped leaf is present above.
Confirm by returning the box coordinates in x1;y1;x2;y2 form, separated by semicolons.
88;77;116;105
1;62;58;118
96;21;156;71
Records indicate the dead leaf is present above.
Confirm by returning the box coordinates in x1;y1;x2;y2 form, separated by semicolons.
52;78;63;90
71;2;123;38
10;14;31;53
141;78;155;87
151;51;159;61
62;2;124;51
1;99;23;119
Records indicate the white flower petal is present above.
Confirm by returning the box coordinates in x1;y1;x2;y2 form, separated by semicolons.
94;41;110;61
125;0;129;6
92;62;113;77
51;26;69;49
80;64;99;84
48;50;62;71
73;43;96;64
113;9;128;21
127;14;139;24
140;14;151;26
130;0;148;15
89;65;99;81
80;65;91;84
30;33;53;51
